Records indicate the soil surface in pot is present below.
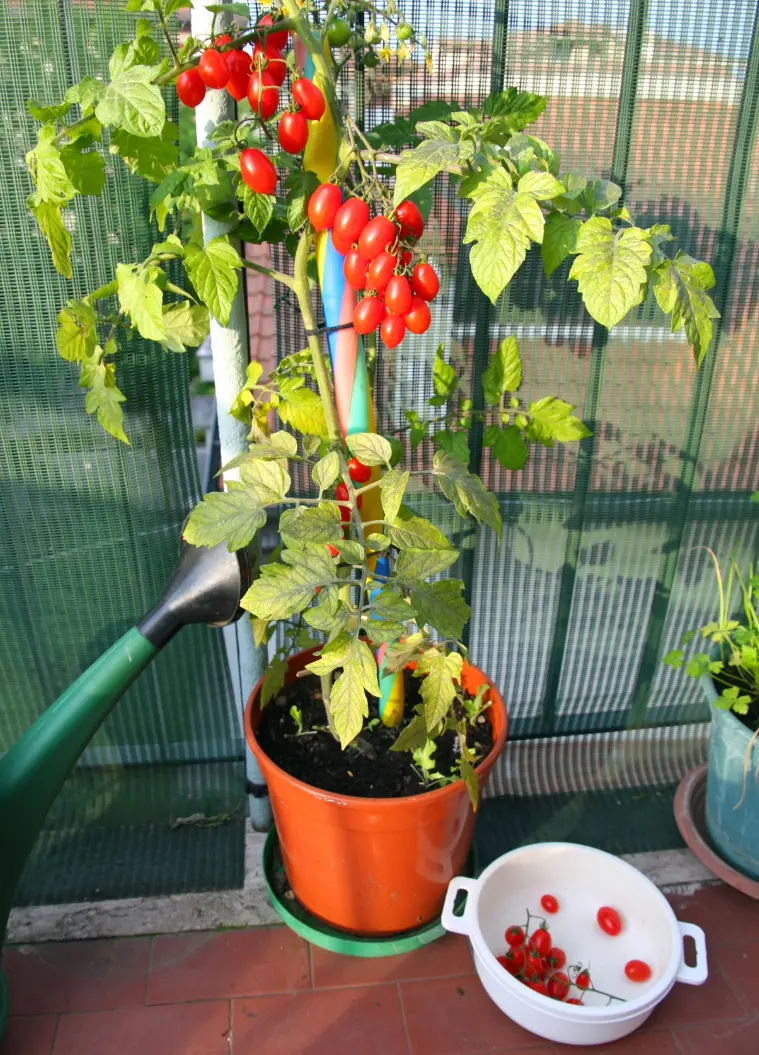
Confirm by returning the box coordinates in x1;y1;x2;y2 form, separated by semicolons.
256;668;495;798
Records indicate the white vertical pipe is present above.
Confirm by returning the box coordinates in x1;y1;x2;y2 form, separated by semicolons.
191;1;271;830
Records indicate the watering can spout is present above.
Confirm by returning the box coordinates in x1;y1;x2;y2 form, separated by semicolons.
0;536;256;945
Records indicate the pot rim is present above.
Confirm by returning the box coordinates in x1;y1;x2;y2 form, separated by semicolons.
244;646;508;812
466;843;684;1020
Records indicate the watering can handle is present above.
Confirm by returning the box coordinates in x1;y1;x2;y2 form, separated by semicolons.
441;876;479;936
676;921;709;985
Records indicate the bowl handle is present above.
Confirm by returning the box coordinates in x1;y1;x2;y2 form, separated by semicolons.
676;921;708;985
441;875;479;936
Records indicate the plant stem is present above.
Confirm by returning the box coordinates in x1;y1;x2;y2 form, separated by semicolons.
157;3;180;66
241;258;295;290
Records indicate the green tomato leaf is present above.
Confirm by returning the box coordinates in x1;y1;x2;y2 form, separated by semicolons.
27;98;71;122
81;357;129;444
482;87;546;128
279;503;342;550
96;64;165;138
390;714;429;753
261;656;288;708
432;344;457;401
653;253;720;368
395;547;459;582
183;484;266;551
160;302;210;352
416;648;463;732
184;236;241;325
366;533;391;552
109;122;178;183
482;335;521;405
433;450;502;540
568;218;652;329
517;170;564;200
312;451;341;493
393;135;475;206
379;469;410;525
65;77;106;114
333;539;365;564
242;547;334;620
434;429;470;464
284;168;319;232
27;125;75;205
542;212;582;278
116;263;165;341
57;300;98;362
279;386;328;436
388;509;453;552
525;397;591;446
411;579;471;639
460;754;479;810
239;182;276;236
240;458;290;505
489;425;529;470
404;409;428;449
370;585;412;622
580;179;622;216
58;143;106;195
346;432;393;467
29;199;72;278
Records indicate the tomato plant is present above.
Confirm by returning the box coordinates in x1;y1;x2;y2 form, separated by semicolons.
25;0;717;798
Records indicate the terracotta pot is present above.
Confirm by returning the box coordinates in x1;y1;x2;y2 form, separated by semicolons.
246;647;508;936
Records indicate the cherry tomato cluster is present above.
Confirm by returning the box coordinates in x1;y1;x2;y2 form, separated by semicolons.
307;186;441;349
496;897;652;1005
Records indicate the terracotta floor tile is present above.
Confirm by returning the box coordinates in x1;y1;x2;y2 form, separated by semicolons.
641;963;743;1031
666;885;759;947
556;1028;679;1053
399;975;547;1055
3;939;150;1016
311;935;475;989
673;1018;757;1055
147;927;310;1004
232;984;408;1055
52;1002;230;1055
0;1015;57;1055
710;943;759;1014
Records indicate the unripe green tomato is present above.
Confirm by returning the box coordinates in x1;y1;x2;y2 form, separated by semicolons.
509;396;519;409
397;23;413;40
501;412;511;425
461;397;473;411
327;18;351;46
363;49;379;67
515;413;528;430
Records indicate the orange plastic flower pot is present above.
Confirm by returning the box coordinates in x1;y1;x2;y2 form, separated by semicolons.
245;648;508;936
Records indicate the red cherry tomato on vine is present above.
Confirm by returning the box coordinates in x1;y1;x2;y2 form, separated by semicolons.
525;947;544;974
401;249;413;267
247;70;279;120
505;926;525;947
353;295;384;334
411;262;440;302
292;77;325;120
343;249;368;290
566;998;583;1005
253;41;287;86
597;907;623;937
506;946;525;970
347;457;372;483
335;482;349;500
547;972;570;1000
225;49;252;101
624;960;652;983
259;13;289;51
381;313;405;348
358;215;396;259
213;33;232;48
176;68;206;108
529;979;549;996
530;928;552;957
198;49;229;90
385;275;413;316
239;149;277;195
333;198;370;246
395;199;424;241
576;970;591;990
326;544;339;557
278;110;309;153
546;947;566;970
367;251;397;292
540;894;559;915
307;183;342;231
403;295;431;334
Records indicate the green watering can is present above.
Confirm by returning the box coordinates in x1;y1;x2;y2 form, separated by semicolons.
0;534;256;1037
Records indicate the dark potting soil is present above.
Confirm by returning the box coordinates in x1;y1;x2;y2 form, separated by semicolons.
256;667;495;798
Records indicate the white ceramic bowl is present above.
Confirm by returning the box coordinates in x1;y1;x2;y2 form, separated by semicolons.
441;842;707;1046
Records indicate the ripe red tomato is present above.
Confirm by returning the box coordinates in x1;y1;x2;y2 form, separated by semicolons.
401;249;412;267
358;215;396;259
259;13;289;51
367;250;398;292
225;49;252;101
198;49;229;90
529;979;549;996
334;198;370;246
307;183;342;231
395;199;424;240
335;482;349;500
176;68;206;108
540;894;559;915
525;947;544;974
404;295;431;334
385;275;413;316
411;262;440;301
213;33;232;48
253;40;287;86
326;544;339;557
381;313;405;348
347;457;372;483
278;110;308;153
546;946;566;970
343;249;368;290
597;907;622;937
353;295;384;334
292;77;325;120
239;149;277;195
496;954;510;970
566;998;583;1005
530;928;552;957
624;960;652;983
339;502;351;523
576;970;591;990
505;926;525;947
547;972;570;1000
247;70;279;120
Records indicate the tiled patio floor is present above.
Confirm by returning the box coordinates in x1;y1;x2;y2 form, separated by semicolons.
2;883;756;1055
